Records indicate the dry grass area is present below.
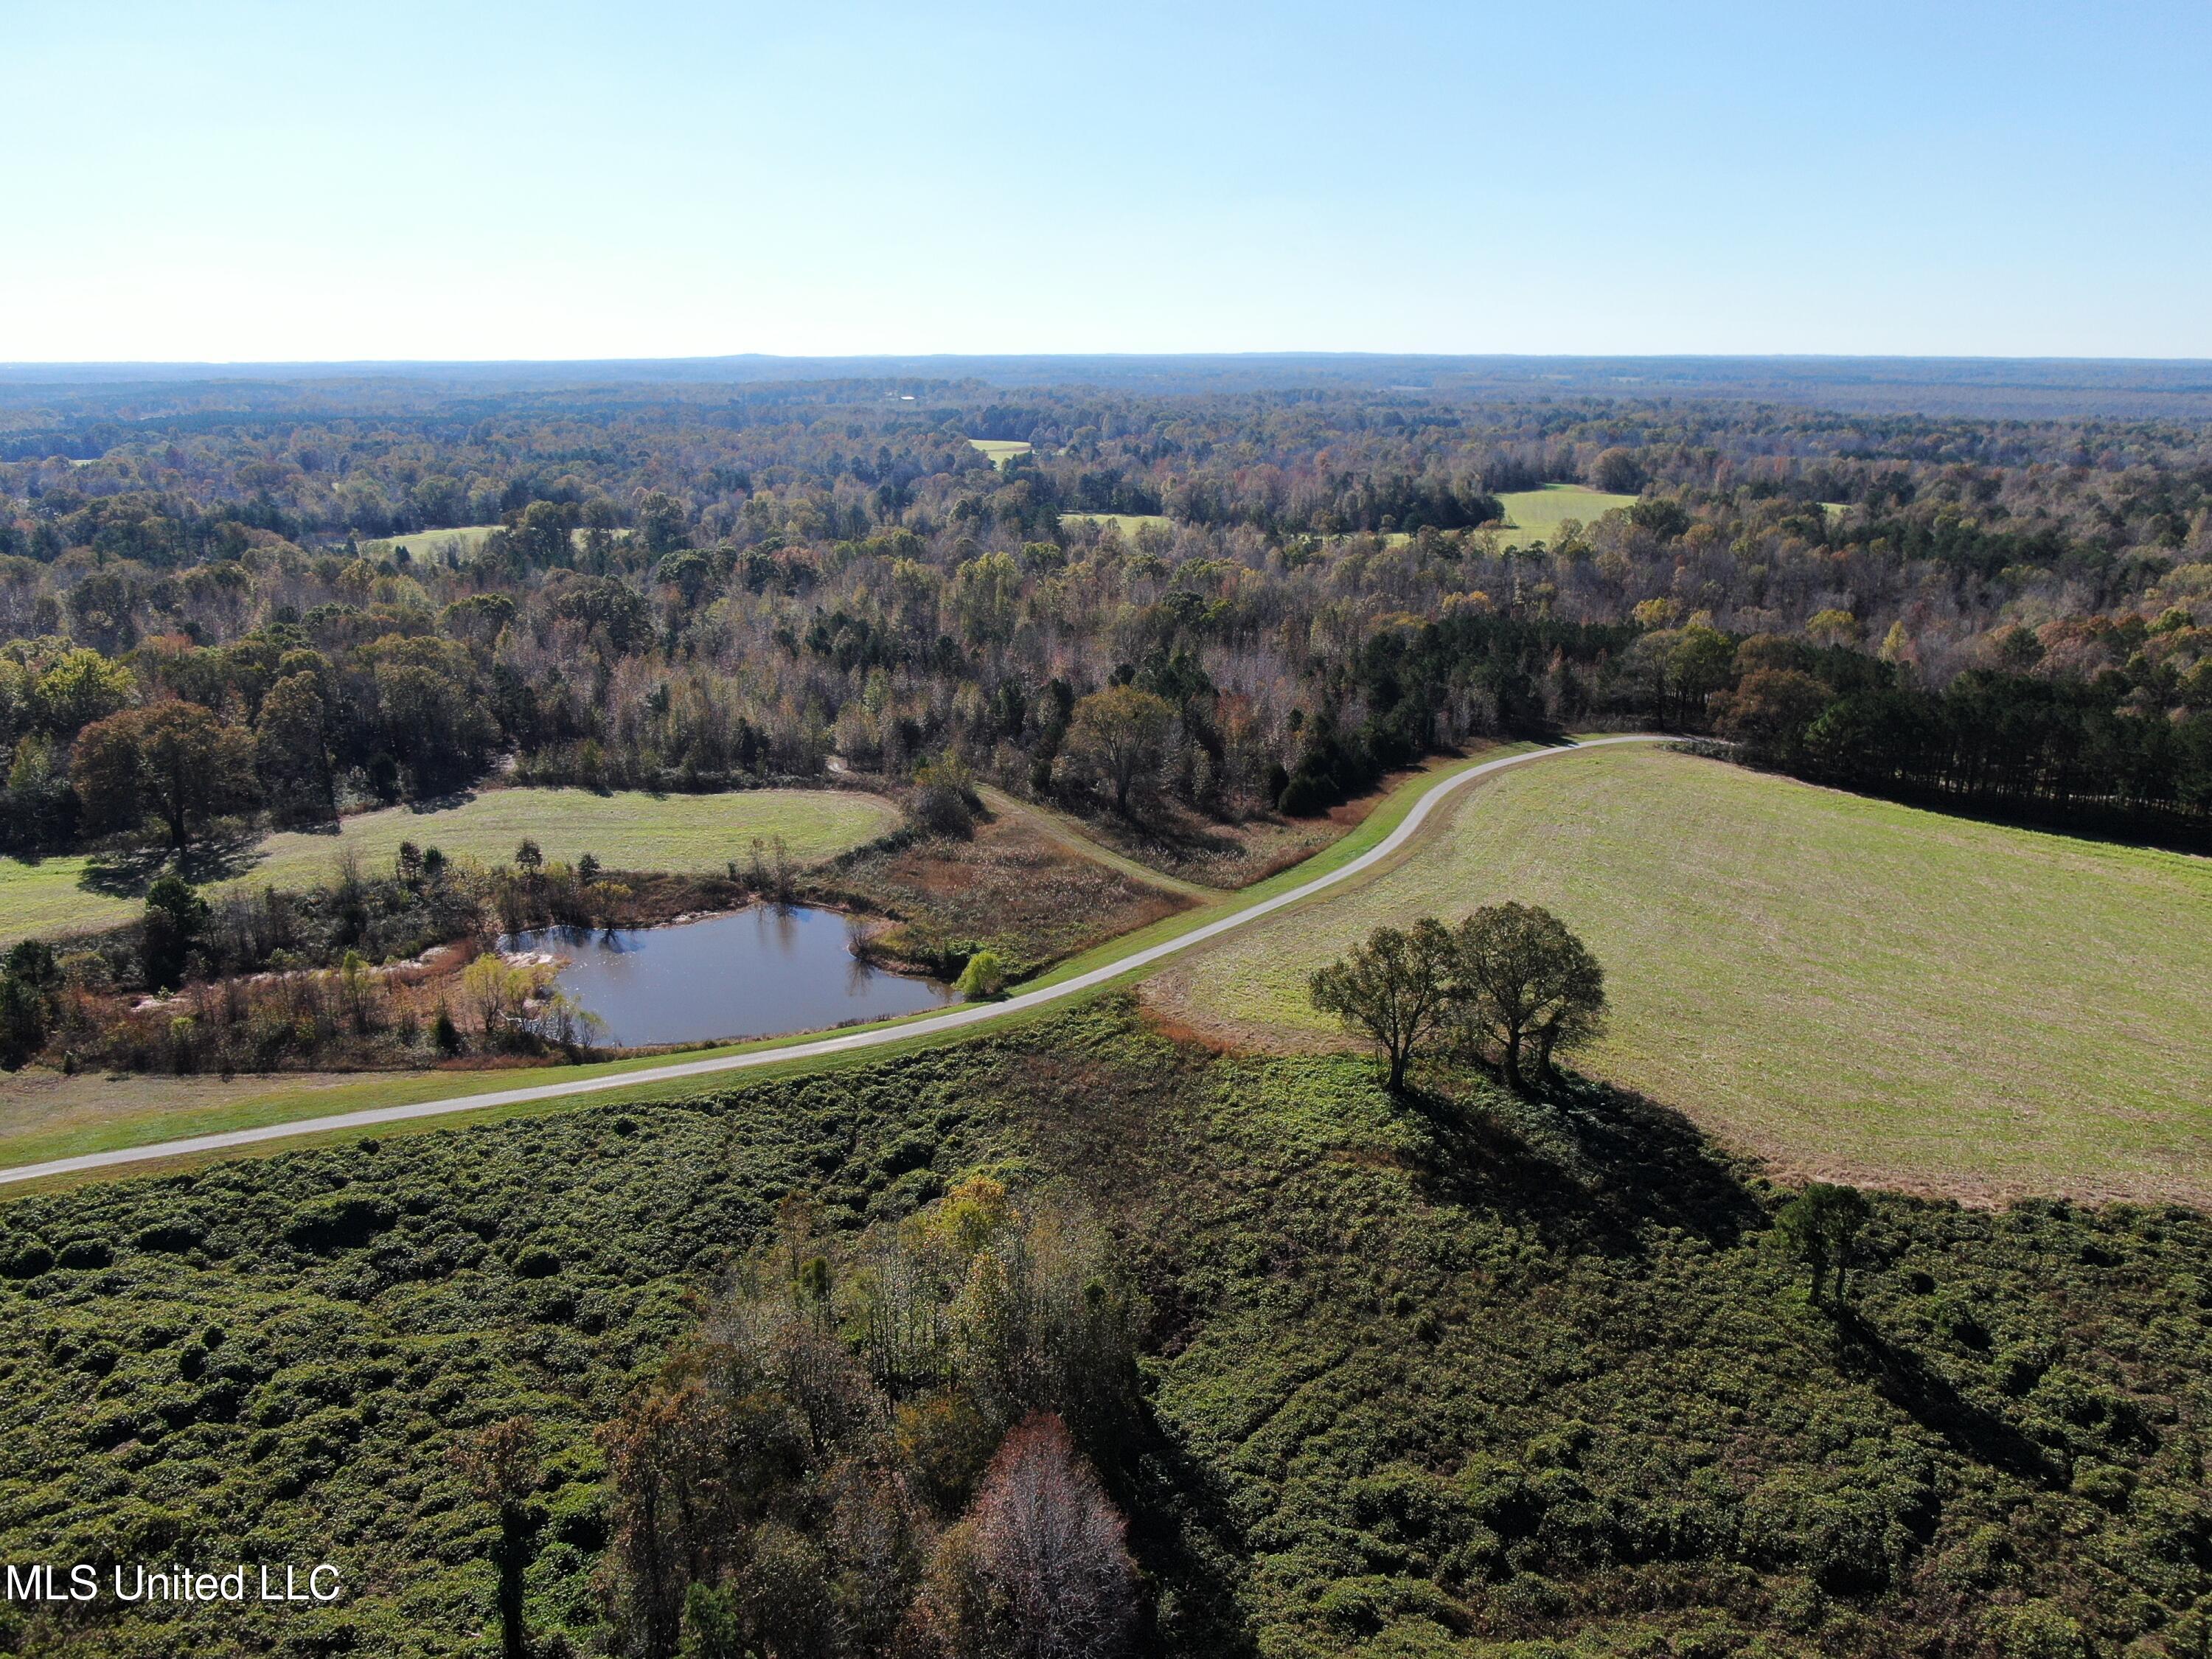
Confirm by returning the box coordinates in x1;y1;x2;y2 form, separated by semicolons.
821;807;1192;976
1070;798;1364;888
1147;745;2212;1207
0;1066;427;1170
1070;754;1481;890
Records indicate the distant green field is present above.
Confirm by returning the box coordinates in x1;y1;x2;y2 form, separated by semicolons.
364;525;628;561
236;787;900;891
967;438;1032;467
1060;512;1172;538
1491;484;1638;548
367;524;500;559
0;787;900;949
1150;745;2212;1205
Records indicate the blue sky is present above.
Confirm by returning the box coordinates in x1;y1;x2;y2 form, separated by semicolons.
5;1;2208;361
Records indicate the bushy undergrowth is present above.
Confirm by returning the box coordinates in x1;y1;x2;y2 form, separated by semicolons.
823;813;1185;981
0;1004;2204;1657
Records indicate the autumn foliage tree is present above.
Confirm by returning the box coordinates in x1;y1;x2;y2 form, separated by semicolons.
913;1412;1137;1659
599;1180;1140;1659
1062;686;1175;815
72;700;257;849
453;1415;543;1659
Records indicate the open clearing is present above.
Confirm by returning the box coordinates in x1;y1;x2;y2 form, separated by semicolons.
0;855;142;947
234;787;897;889
1147;745;2212;1206
364;525;625;561
1492;483;1639;547
0;787;900;948
967;438;1032;467
1060;512;1172;537
365;524;501;559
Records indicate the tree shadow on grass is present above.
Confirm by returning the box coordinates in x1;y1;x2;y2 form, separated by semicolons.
402;788;477;815
1108;1392;1261;1659
77;829;263;899
1411;1066;2066;1487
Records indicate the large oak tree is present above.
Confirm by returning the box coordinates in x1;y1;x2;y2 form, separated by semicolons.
71;701;257;851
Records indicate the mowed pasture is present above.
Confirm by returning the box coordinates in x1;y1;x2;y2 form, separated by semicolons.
238;786;900;891
0;787;902;948
1060;511;1172;537
1147;745;2212;1205
1491;483;1638;547
0;855;142;947
967;438;1031;467
366;524;500;560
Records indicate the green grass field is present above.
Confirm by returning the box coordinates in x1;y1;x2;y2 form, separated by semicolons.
365;524;500;559
234;786;897;891
1060;511;1172;537
1149;745;2212;1205
364;526;625;560
967;438;1031;467
0;787;900;950
0;854;142;947
1491;483;1639;547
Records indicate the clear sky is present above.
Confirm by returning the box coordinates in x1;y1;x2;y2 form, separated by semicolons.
5;0;2208;362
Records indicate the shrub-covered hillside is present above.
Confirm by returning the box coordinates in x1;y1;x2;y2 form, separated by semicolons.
0;1004;2206;1656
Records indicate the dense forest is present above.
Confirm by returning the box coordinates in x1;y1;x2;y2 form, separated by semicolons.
3;371;2208;869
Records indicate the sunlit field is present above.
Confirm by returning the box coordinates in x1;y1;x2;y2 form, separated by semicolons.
1149;745;2212;1203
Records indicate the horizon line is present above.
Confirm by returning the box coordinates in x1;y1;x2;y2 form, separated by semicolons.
8;349;2212;372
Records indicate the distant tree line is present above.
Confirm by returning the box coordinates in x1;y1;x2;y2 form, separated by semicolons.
1716;630;2212;843
2;376;2208;867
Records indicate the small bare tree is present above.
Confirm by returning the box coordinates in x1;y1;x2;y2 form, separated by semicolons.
917;1411;1137;1659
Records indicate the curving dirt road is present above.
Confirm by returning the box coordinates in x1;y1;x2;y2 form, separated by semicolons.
0;737;1665;1187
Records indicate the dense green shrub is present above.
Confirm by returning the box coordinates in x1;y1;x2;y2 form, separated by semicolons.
0;1004;2204;1656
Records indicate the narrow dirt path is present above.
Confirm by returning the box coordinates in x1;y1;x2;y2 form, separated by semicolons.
973;785;1228;902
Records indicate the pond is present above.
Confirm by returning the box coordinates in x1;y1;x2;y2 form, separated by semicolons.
502;906;955;1047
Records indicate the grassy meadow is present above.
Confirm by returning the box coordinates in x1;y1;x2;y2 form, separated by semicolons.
1060;511;1172;537
237;785;897;890
364;524;501;560
1491;482;1639;546
967;437;1032;467
0;787;900;950
1148;745;2212;1204
0;853;144;946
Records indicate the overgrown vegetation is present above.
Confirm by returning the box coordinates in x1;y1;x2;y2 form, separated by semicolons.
0;1003;2206;1656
